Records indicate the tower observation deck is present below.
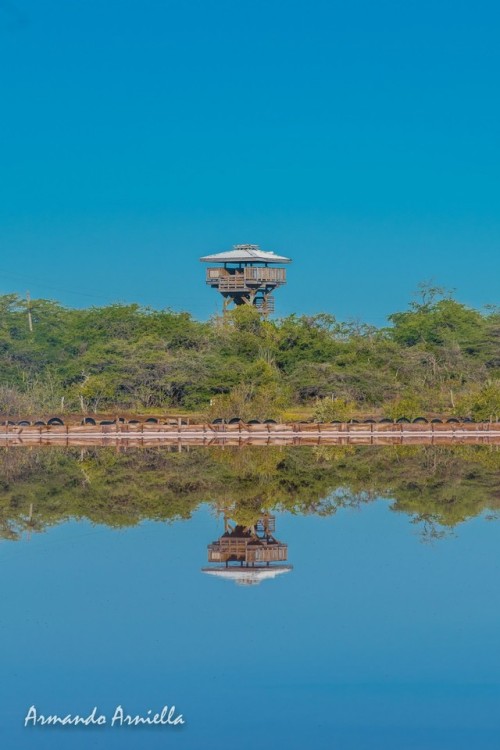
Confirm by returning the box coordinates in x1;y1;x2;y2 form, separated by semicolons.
200;243;291;316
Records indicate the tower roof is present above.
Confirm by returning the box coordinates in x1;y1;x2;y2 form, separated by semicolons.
200;244;291;264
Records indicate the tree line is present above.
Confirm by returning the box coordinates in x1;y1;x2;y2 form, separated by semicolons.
0;284;498;420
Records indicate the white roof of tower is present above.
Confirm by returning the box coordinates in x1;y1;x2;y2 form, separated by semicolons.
200;244;291;264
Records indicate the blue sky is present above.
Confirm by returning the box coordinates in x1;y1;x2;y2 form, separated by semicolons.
0;0;498;323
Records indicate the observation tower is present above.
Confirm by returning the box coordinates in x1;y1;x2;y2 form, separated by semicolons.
200;243;291;316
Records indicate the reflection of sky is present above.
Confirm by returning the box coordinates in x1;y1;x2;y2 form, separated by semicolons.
1;501;500;750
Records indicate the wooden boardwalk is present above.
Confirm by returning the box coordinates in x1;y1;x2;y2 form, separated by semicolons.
0;421;499;446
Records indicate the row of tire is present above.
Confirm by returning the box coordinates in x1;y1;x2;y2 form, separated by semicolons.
1;417;187;427
1;416;482;427
215;417;478;425
3;418;66;427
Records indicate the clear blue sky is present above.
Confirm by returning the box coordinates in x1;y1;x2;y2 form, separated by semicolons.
0;0;498;324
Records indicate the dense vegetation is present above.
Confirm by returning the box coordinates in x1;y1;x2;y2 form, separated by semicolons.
0;284;499;420
1;445;499;542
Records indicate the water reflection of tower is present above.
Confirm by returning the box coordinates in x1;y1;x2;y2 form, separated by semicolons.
202;513;292;586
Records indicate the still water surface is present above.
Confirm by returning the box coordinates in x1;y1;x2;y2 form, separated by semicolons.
1;445;499;749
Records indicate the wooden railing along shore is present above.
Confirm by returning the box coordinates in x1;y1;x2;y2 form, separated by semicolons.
1;418;499;446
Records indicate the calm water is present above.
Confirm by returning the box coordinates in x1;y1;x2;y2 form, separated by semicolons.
1;445;499;749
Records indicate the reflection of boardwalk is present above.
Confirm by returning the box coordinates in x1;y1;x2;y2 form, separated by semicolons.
1;422;499;446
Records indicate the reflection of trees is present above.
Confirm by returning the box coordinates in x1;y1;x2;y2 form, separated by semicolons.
0;445;498;541
410;515;454;544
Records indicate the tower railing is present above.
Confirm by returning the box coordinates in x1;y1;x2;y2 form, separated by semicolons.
255;295;275;313
205;267;286;286
244;267;286;283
